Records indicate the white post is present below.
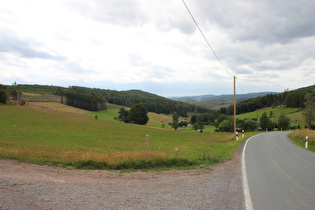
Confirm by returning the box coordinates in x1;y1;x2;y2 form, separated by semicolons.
242;130;245;138
305;136;308;149
146;135;149;154
236;131;238;141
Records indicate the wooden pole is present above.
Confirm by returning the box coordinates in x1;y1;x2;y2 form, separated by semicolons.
234;76;236;140
146;135;149;155
256;108;258;130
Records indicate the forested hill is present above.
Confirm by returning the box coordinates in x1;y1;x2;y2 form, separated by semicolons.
13;85;210;116
11;83;315;117
69;87;210;117
222;84;315;115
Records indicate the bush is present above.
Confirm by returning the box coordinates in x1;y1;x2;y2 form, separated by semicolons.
218;117;234;132
193;122;204;131
19;100;26;106
171;120;180;130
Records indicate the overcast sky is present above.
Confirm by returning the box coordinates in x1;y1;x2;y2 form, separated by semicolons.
1;0;314;97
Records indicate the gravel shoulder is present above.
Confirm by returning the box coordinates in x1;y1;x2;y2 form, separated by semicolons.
0;152;244;209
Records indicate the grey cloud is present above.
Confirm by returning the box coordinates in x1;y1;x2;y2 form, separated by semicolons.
0;31;65;61
65;62;91;74
196;0;315;44
129;53;174;79
157;17;195;34
68;0;149;27
234;68;252;75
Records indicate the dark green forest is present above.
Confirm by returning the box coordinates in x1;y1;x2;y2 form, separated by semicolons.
64;91;107;111
60;86;210;116
222;85;315;115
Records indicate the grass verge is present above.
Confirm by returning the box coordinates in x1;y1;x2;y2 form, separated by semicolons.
289;129;315;152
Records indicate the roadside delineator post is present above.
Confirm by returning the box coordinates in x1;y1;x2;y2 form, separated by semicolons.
146;135;149;155
305;136;308;149
236;131;238;141
242;130;245;138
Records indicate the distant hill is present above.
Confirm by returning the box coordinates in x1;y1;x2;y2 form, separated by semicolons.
169;92;278;102
192;98;232;109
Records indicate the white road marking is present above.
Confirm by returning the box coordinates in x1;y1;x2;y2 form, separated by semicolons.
242;136;254;210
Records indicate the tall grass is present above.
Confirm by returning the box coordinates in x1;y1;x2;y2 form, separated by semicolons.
289;129;315;152
0;104;252;169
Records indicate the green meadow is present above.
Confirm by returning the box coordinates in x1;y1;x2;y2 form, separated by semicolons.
237;107;304;127
0;103;254;169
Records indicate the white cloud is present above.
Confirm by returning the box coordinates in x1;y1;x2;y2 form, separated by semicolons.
0;0;314;97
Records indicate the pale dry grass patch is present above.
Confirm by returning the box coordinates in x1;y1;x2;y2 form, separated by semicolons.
28;102;90;115
293;129;315;142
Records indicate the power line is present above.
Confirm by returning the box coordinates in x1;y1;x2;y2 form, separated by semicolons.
181;0;233;77
236;77;246;99
182;0;249;106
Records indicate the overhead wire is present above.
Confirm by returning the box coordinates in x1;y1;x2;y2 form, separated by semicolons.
182;0;247;99
181;0;233;77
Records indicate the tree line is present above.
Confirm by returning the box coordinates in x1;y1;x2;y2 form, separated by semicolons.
0;85;23;104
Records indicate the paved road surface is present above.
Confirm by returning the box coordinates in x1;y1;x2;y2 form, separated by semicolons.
244;132;315;210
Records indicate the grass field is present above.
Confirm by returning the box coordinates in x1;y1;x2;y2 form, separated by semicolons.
237;107;304;127
0;103;255;169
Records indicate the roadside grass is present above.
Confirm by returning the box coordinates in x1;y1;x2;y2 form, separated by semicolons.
0;104;254;169
289;129;315;153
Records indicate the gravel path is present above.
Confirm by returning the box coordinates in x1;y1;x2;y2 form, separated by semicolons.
0;153;244;209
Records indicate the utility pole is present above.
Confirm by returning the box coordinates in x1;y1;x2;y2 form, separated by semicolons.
256;108;259;130
234;76;236;140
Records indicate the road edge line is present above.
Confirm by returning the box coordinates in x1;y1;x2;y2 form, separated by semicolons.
242;136;254;210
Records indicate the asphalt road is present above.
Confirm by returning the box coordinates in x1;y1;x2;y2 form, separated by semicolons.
244;131;315;210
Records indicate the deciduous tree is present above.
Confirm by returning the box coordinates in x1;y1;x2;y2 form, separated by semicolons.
128;104;149;125
259;112;273;131
277;112;290;130
0;86;8;104
303;91;315;129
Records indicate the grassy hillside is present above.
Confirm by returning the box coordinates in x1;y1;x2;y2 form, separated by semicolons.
0;103;253;169
237;107;304;127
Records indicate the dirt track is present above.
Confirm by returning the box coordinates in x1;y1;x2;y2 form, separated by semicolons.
0;154;244;209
